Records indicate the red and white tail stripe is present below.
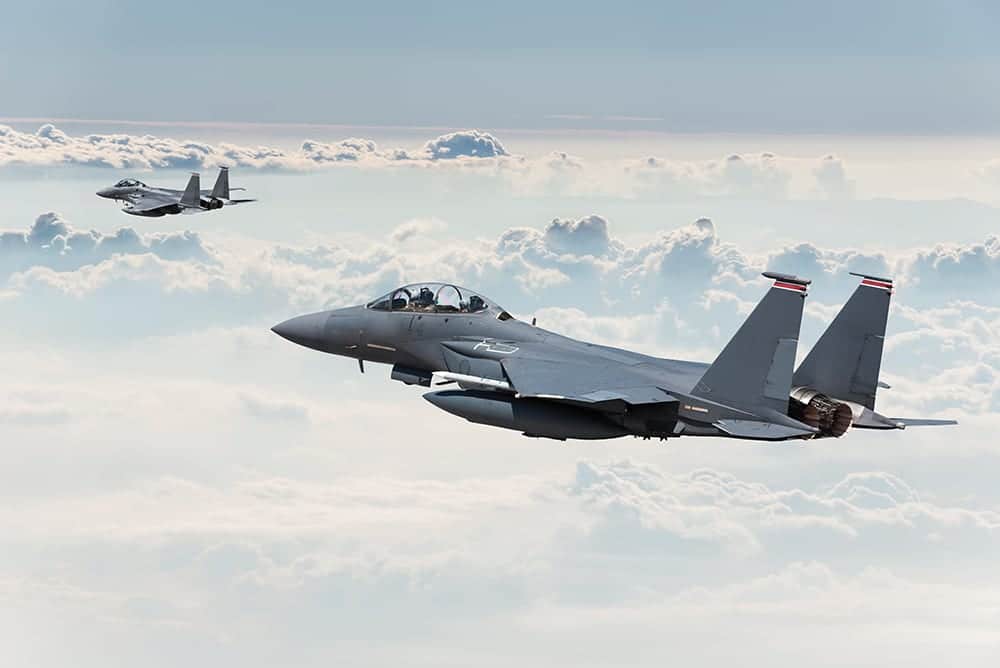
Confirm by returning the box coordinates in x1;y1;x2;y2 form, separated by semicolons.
860;277;893;293
772;280;808;294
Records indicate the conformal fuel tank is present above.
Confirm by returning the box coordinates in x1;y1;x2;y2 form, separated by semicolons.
423;389;628;440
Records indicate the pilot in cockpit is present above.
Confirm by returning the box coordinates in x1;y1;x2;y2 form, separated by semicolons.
412;286;435;309
468;295;486;312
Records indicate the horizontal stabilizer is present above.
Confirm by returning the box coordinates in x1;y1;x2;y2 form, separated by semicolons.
891;417;958;428
714;419;816;441
851;409;957;430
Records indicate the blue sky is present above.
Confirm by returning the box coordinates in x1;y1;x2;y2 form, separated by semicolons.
3;5;1000;667
4;1;1000;131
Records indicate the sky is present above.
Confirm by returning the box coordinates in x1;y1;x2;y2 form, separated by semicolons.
4;1;1000;132
2;4;1000;667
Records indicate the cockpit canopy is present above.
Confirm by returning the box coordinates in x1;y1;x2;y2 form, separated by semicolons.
367;283;502;315
114;178;145;188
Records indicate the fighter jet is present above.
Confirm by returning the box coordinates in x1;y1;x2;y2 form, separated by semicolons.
271;273;955;442
96;167;255;217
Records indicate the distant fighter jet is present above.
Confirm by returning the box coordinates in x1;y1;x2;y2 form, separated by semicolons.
272;273;956;442
96;167;255;217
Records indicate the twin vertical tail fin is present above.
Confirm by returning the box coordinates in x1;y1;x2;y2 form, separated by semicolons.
793;272;892;409
210;166;230;199
693;272;809;413
180;172;201;207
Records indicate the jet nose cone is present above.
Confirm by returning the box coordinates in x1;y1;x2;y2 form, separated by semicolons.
271;312;331;351
96;188;112;198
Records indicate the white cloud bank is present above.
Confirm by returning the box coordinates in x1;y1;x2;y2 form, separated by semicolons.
1;209;995;361
0;124;858;199
2;460;997;667
0;124;509;170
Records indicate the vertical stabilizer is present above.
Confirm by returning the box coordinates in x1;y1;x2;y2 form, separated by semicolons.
793;273;892;409
181;172;201;207
693;272;809;413
211;167;230;199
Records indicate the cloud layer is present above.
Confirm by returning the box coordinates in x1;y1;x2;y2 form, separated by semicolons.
0;124;863;199
1;210;993;425
3;459;997;667
0;125;509;170
2;200;997;666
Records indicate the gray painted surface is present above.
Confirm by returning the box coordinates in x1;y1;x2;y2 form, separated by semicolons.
794;273;890;409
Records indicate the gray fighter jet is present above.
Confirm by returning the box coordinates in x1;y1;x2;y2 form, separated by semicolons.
272;273;956;441
96;167;255;217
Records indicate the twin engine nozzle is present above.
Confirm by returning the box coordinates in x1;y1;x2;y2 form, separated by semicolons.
789;387;854;437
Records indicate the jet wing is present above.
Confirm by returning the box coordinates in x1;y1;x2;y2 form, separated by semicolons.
500;356;675;411
123;191;179;214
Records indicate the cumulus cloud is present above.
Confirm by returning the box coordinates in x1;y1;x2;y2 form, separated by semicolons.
0;212;213;278
906;236;1000;295
2;209;996;364
0;124;510;170
541;215;618;257
421;129;509;159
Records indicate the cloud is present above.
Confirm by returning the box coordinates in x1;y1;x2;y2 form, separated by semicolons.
614;152;793;199
421;129;509;159
0;125;866;200
0;213;1000;373
9;458;997;575
389;218;448;244
3;460;997;666
0;125;510;170
541;215;618;257
906;236;1000;296
0;212;214;278
813;154;856;199
1;210;997;426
